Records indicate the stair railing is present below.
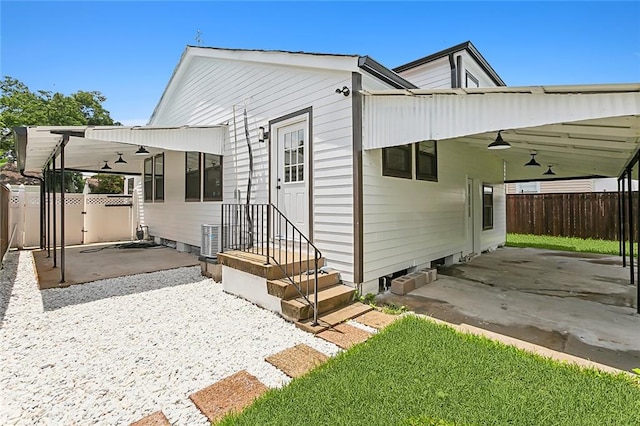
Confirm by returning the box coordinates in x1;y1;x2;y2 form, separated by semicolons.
221;203;321;325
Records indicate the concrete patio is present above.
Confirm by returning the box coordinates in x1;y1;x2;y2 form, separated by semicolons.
379;246;640;372
32;242;200;289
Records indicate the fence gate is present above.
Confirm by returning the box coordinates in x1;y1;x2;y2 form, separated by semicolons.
8;185;135;248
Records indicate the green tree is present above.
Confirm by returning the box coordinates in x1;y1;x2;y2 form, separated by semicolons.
88;174;124;194
0;76;120;166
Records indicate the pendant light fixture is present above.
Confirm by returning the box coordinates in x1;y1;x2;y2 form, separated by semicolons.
487;130;511;150
101;161;112;170
135;145;150;155
115;153;127;164
525;151;541;167
543;165;556;176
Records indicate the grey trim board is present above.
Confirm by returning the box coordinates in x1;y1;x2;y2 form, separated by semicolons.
352;72;364;284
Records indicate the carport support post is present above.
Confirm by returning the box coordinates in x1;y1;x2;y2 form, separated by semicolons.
621;172;627;268
637;172;640;313
46;165;51;258
60;137;66;284
618;178;622;256
52;160;57;268
39;176;45;249
628;167;634;286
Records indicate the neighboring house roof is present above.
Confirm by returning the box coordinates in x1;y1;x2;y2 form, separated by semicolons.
0;162;40;185
148;45;416;124
392;41;506;86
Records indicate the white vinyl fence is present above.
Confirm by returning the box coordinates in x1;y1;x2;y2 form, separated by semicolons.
8;185;136;248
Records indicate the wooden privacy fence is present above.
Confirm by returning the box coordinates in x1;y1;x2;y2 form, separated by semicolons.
506;192;637;241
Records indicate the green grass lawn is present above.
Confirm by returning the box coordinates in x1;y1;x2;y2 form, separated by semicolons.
219;316;640;426
506;233;638;256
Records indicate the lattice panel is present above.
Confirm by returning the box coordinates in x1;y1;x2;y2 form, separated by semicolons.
86;196;132;205
9;196;20;204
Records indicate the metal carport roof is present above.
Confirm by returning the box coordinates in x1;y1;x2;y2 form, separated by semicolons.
362;83;640;181
15;125;228;175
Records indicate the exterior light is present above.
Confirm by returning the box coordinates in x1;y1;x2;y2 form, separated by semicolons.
115;153;127;164
135;146;150;155
101;161;112;170
487;130;511;150
543;165;556;176
258;126;269;143
525;151;541;167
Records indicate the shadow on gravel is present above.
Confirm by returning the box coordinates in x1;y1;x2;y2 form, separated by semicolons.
0;251;19;327
40;267;204;311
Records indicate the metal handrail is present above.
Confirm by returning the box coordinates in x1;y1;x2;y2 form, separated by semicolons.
221;203;322;325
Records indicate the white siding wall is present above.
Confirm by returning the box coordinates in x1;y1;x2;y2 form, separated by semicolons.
459;51;499;88
148;56;356;280
362;141;505;282
142;150;220;247
396;57;451;89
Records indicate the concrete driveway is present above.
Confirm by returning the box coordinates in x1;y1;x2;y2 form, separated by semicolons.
378;247;640;372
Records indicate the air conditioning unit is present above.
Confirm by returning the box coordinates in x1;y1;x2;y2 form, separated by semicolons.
201;224;222;258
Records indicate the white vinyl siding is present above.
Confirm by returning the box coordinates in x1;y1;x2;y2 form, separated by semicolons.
362;140;505;282
506;179;595;194
148;55;356;280
143;150;221;246
396;57;451;89
459;51;499;88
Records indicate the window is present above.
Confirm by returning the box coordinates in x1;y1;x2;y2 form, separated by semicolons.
127;178;134;195
154;154;164;201
143;158;153;202
482;184;493;230
466;72;479;88
185;152;201;201
284;129;304;183
203;153;223;201
415;141;438;181
382;144;412;179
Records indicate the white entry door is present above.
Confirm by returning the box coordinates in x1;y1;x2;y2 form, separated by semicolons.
273;120;308;237
466;178;475;256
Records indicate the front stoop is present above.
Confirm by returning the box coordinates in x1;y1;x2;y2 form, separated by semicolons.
218;250;326;281
129;411;170;426
296;302;373;334
189;370;268;423
265;344;329;378
267;271;340;299
281;285;355;321
317;323;373;349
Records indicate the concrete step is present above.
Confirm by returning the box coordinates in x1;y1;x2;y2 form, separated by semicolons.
217;249;325;280
281;284;355;321
267;271;341;299
296;302;373;334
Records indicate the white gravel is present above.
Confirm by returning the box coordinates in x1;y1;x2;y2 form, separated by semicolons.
0;250;340;425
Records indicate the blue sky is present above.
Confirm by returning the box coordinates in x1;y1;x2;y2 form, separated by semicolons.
1;1;639;125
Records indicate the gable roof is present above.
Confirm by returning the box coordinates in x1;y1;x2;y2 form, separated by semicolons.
148;46;415;124
393;41;506;86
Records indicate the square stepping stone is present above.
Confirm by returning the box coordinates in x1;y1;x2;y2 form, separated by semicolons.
265;343;329;378
189;370;268;423
354;310;398;330
130;410;170;426
317;323;372;349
